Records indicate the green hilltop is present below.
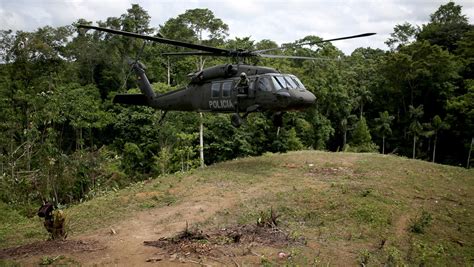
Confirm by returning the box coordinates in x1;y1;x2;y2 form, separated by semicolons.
1;151;473;265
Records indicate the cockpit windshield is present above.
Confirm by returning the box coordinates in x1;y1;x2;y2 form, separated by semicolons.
271;74;306;90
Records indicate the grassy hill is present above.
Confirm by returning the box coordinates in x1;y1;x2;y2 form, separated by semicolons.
1;151;473;265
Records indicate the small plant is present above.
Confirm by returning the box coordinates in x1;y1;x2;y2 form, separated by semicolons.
39;255;63;265
361;188;372;197
358;248;371;266
409;211;432;234
260;255;273;267
385;246;404;266
257;207;280;228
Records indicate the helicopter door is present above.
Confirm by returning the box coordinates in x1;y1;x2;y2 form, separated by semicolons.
247;79;256;98
255;77;273;103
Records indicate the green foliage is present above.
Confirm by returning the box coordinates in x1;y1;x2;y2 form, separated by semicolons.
348;116;378;152
121;142;145;176
418;2;472;52
385;22;417;50
409;211;433;234
358;248;371;266
0;2;473;222
286;128;304;151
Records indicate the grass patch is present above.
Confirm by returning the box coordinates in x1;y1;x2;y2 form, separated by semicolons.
0;202;47;249
409;211;433;234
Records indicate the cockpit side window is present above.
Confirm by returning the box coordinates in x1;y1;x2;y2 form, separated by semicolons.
272;76;284;90
275;76;287;89
290;75;306;89
258;77;272;91
222;81;232;98
283;76;297;89
211;82;221;98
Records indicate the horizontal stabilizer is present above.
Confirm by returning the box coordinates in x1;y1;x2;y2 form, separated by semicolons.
113;94;149;106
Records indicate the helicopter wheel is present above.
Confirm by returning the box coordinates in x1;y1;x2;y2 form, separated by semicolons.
231;113;242;128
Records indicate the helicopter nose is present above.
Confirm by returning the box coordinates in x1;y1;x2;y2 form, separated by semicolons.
304;91;316;104
296;91;316;108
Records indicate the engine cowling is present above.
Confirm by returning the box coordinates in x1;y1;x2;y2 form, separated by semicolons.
189;64;237;83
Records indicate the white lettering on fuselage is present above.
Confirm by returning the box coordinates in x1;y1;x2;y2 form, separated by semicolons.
209;99;234;110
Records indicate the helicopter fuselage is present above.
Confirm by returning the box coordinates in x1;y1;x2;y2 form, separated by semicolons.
146;64;316;114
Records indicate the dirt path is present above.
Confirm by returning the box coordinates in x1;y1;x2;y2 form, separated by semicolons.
4;177;282;265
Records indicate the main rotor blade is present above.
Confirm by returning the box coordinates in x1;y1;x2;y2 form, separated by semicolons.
254;33;376;54
78;25;231;56
298;32;376;46
162;51;224;57
258;54;336;60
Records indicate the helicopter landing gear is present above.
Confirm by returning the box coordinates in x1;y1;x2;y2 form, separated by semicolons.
231;105;260;128
231;113;243;127
272;112;284;127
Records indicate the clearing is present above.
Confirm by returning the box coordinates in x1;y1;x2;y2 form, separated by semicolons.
1;151;473;266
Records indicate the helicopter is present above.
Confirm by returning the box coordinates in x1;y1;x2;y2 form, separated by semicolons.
78;25;375;127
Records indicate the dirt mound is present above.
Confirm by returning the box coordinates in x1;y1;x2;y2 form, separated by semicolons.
144;224;305;261
0;240;104;259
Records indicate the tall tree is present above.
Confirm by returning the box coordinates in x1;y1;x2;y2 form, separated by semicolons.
408;105;424;159
340;114;357;150
431;115;450;163
385;22;417;51
417;2;472;52
159;9;229;167
375;111;395;154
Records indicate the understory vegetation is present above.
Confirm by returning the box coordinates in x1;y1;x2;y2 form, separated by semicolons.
0;2;473;215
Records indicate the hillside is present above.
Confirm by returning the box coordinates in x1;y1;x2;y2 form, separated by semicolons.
1;151;473;266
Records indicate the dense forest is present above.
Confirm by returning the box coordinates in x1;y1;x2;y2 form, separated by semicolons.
0;2;473;213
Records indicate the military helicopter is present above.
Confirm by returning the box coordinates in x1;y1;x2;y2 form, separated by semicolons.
78;25;375;127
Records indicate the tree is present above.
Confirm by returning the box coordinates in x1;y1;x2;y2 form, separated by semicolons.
286;128;304;151
447;79;474;167
417;2;472;52
408;105;424;159
385;22;417;51
160;8;229;70
375;111;395;154
355;87;372;118
348;116;378;152
430;115;450;163
159;9;229;167
340;114;357;150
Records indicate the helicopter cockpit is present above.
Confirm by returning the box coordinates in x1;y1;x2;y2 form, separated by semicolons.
257;74;307;92
272;74;306;90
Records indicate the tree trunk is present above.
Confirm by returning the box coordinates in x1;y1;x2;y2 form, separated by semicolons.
199;112;204;168
412;135;416;159
432;133;437;163
467;137;473;169
382;135;385;154
343;130;347;149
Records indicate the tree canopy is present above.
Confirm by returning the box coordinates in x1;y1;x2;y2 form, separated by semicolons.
1;3;473;210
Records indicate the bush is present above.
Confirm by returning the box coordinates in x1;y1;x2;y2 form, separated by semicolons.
347;116;379;152
409;211;432;234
